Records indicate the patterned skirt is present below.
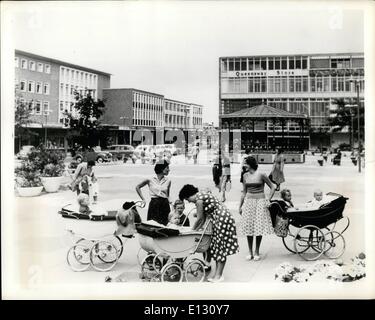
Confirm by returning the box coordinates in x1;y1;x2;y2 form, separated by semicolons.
239;197;274;236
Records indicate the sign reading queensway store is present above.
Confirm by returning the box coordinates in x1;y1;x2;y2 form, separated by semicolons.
226;70;310;77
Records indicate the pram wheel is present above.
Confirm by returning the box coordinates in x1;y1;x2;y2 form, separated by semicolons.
294;225;326;261
282;225;300;254
67;244;91;272
141;254;163;280
90;240;119;271
184;259;205;282
108;236;124;260
161;263;183;282
323;231;346;259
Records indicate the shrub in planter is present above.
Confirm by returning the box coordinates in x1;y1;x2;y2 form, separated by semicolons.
41;163;65;192
40;149;66;192
15;161;43;196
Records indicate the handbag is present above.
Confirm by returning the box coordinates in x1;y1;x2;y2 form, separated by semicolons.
274;214;289;237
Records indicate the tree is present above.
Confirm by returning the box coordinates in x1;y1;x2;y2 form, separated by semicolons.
15;87;37;150
65;90;106;150
328;98;365;148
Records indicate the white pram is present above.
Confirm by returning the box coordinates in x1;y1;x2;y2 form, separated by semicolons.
59;200;145;272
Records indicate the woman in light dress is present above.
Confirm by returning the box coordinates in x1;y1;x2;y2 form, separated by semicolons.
239;156;275;261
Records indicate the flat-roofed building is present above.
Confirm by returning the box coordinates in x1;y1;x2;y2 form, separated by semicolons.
219;53;364;149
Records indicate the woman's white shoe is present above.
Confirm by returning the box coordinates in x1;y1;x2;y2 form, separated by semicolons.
245;255;254;261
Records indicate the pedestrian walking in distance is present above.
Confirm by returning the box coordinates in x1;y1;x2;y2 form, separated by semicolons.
270;148;285;191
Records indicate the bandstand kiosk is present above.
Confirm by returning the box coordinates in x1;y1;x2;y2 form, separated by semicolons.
219;104;310;163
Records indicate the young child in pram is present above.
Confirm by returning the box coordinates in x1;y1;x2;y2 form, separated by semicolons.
286;189;336;212
167;200;190;227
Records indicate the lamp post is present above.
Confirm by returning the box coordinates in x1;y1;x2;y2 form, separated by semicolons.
43;109;51;147
349;79;363;173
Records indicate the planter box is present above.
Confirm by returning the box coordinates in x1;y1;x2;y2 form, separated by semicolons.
17;186;43;197
41;176;63;193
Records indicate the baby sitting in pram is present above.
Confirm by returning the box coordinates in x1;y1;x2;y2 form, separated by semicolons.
288;189;336;212
167;200;190;227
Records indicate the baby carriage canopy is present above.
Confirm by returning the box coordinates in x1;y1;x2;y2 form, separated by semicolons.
287;194;348;229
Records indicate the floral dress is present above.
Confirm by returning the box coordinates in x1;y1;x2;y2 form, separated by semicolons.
196;191;239;262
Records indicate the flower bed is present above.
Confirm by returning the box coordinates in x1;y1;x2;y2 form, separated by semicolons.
274;253;366;283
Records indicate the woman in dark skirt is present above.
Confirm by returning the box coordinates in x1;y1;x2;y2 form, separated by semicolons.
135;160;171;225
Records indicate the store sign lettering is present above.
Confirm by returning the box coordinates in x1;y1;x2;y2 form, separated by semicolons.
233;70;307;77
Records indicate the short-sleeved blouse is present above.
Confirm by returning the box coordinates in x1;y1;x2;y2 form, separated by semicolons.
149;176;170;198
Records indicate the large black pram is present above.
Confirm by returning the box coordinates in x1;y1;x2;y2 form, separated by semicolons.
269;192;350;261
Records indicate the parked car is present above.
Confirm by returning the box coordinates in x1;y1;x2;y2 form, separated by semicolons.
16;145;35;160
74;146;112;163
106;144;135;162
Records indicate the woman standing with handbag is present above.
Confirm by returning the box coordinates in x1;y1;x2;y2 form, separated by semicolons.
239;156;275;261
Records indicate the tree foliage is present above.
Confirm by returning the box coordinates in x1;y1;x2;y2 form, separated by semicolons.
328;98;365;136
65;91;106;149
14;88;35;142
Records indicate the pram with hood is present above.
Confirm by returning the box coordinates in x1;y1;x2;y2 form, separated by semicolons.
136;208;212;282
269;192;350;261
58;200;145;272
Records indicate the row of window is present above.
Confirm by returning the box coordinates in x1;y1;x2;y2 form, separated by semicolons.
133;102;163;127
60;67;97;88
193;117;202;126
193;107;202;115
17;80;50;95
221;76;364;94
221;56;364;72
15;57;51;73
165;101;189;113
165;114;189;127
221;56;309;72
134;92;164;107
19;98;50;115
60;83;97;100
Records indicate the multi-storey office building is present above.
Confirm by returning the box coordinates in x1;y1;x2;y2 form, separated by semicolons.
219;53;364;149
102;88;204;145
164;99;203;130
15;50;111;150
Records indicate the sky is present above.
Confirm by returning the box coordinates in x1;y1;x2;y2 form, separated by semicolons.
3;1;365;125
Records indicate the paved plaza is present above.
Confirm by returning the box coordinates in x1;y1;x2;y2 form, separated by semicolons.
11;153;366;289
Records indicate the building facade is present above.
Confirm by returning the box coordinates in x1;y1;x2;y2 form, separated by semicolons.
219;53;364;148
102;88;204;145
165;99;203;130
15;50;111;149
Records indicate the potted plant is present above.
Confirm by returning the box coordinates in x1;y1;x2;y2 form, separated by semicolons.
37;145;66;193
41;162;65;192
15;161;43;197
